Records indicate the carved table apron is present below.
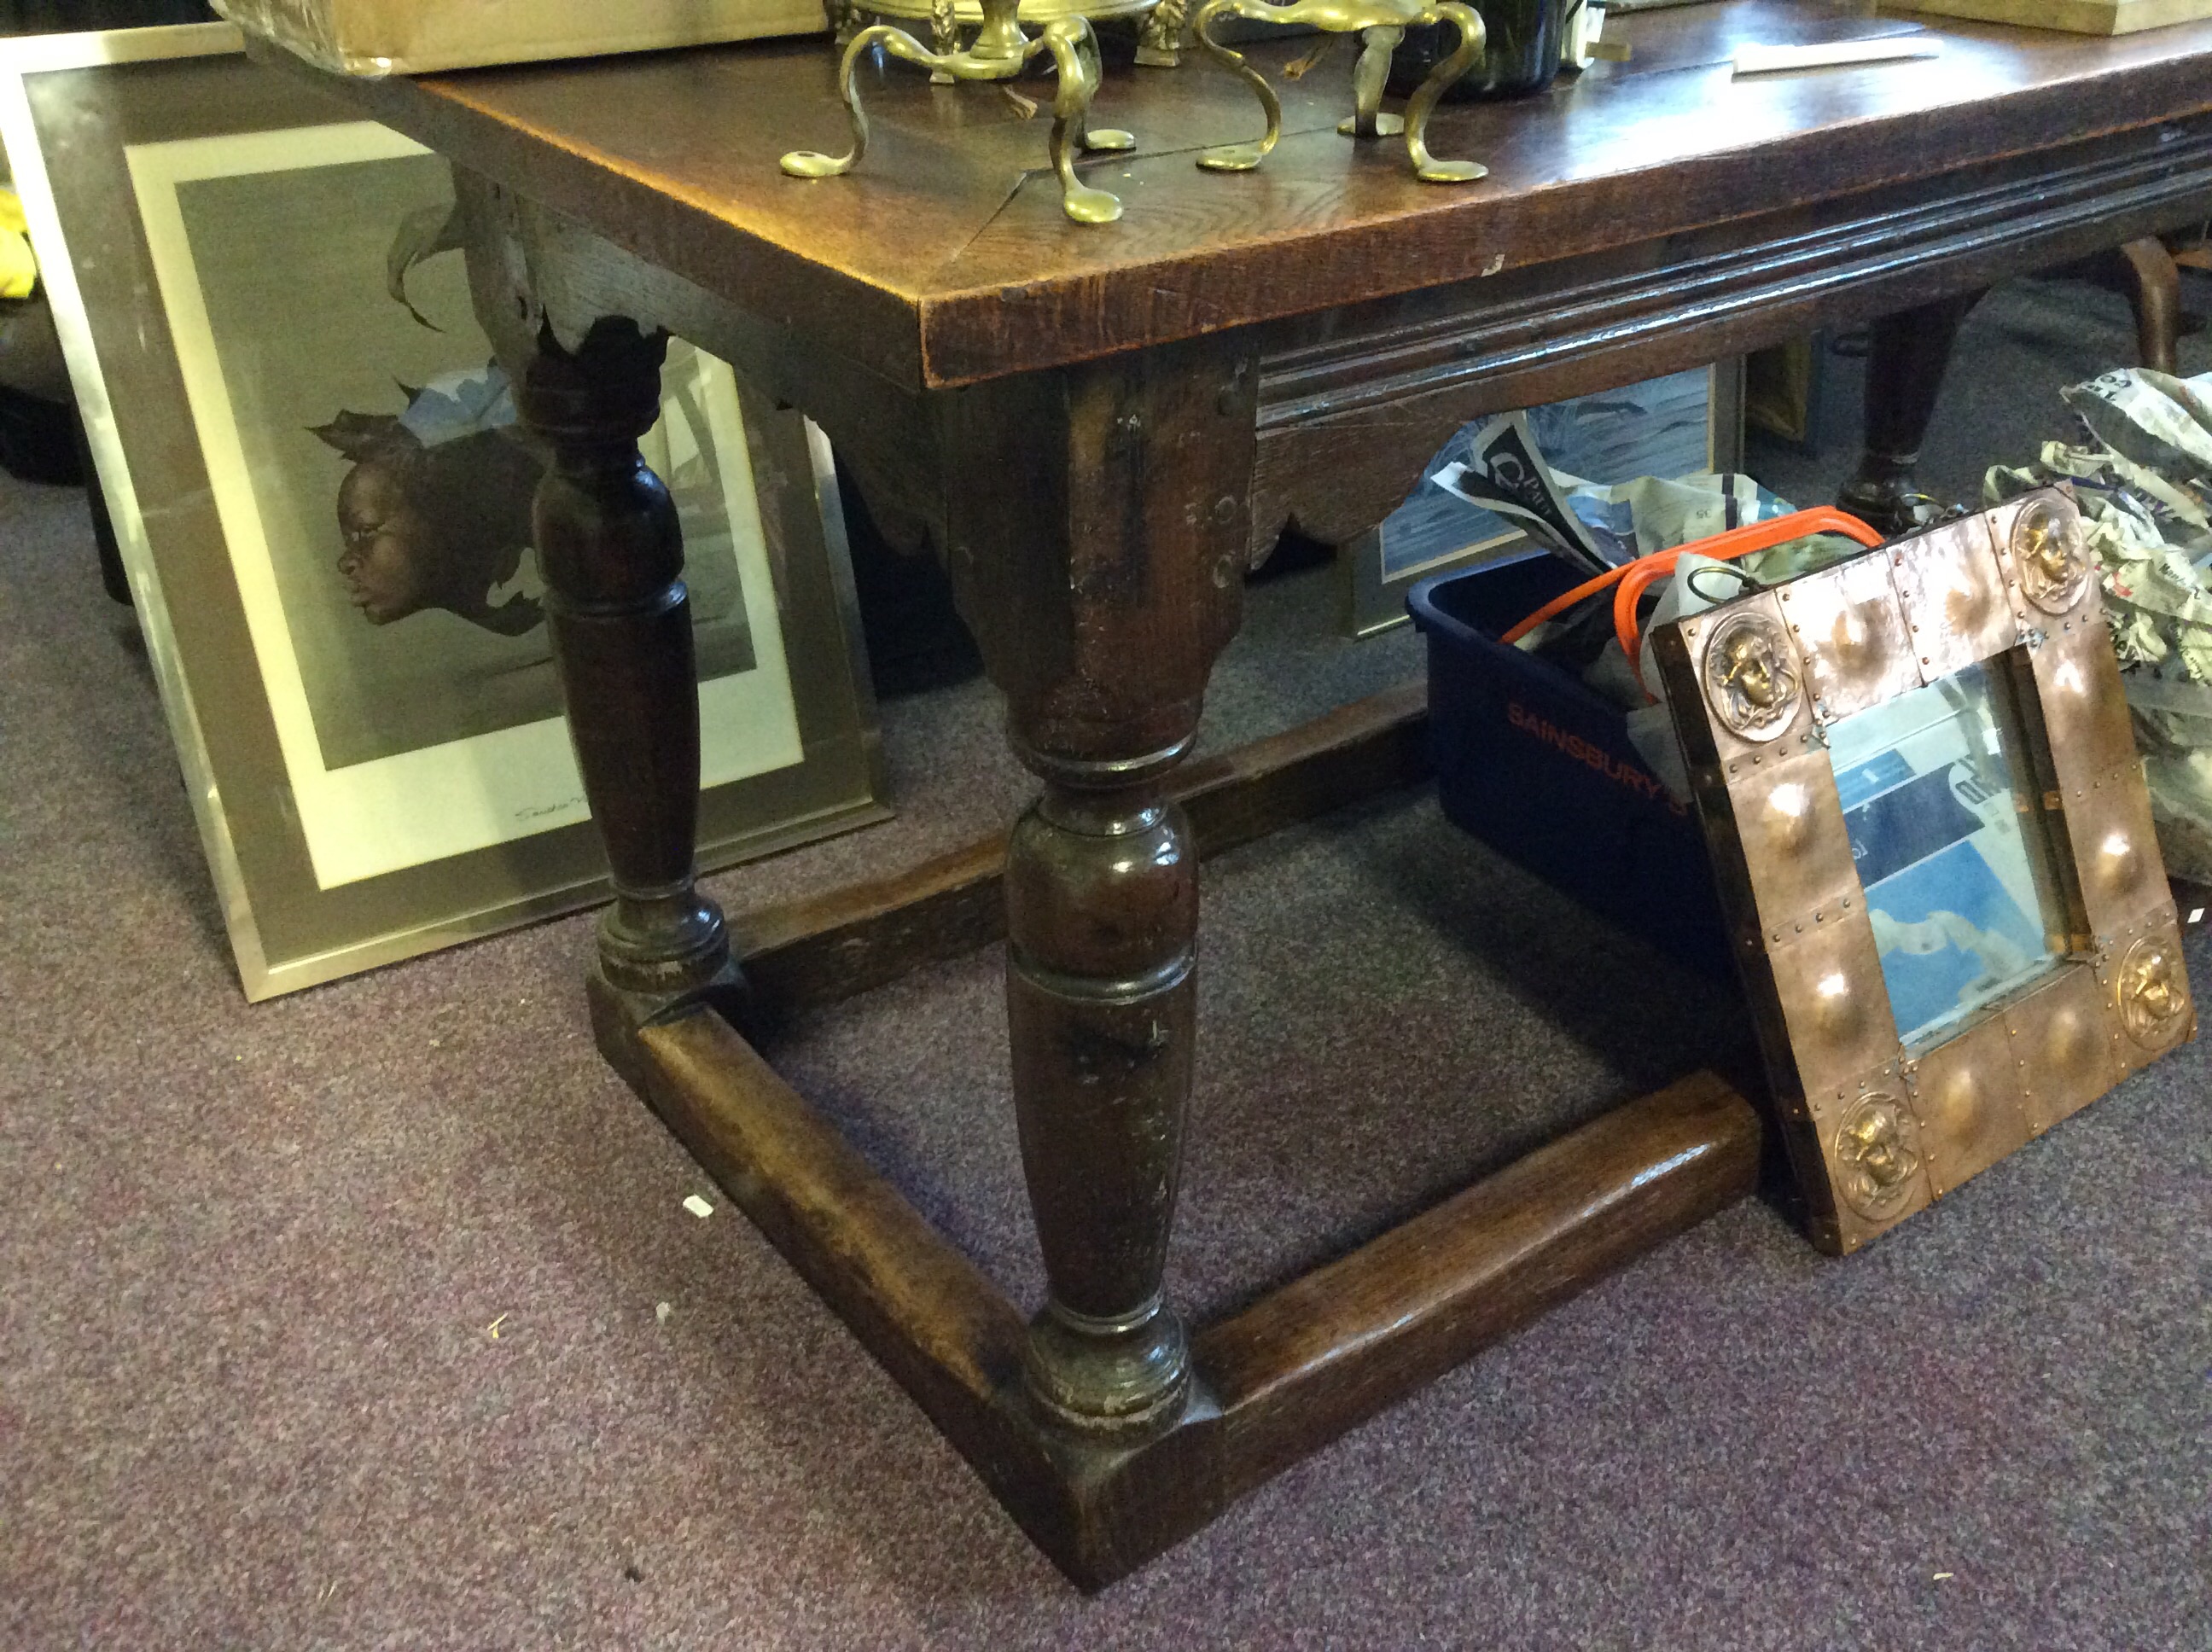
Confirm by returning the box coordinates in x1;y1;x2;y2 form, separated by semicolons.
267;3;2212;1586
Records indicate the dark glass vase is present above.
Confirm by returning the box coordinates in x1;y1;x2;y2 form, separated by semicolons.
1388;0;1563;101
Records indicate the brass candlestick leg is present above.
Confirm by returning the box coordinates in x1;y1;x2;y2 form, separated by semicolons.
1339;25;1406;137
1193;0;1488;183
780;0;1135;224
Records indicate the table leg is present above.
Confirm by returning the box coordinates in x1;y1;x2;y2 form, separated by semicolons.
942;338;1258;1438
1838;288;1984;537
1005;736;1202;1434
2116;236;2181;375
511;319;733;1007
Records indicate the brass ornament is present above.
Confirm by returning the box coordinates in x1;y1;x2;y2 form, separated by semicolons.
1833;1093;1923;1220
1136;0;1190;64
2005;964;2118;1136
931;0;962;54
2039;997;2103;1096
1888;521;2016;680
1190;0;1491;185
853;0;1168;63
2012;495;2092;615
2058;759;2164;937
2116;934;2186;1048
780;0;1137;225
1701;612;1802;742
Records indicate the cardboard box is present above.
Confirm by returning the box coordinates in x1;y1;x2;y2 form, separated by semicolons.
1885;0;2212;34
213;0;828;75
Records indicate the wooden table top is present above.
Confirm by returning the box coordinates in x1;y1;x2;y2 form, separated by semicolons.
311;0;2212;387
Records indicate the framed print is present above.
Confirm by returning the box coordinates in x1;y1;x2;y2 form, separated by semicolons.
1652;491;2196;1254
1345;359;1746;636
0;24;887;999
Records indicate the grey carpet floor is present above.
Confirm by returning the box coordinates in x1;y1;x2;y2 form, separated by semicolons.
3;276;2208;1649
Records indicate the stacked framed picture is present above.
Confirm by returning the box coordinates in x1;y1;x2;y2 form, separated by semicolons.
0;23;887;998
1346;360;1745;635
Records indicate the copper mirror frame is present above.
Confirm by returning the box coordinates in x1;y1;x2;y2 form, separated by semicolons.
1652;488;2196;1254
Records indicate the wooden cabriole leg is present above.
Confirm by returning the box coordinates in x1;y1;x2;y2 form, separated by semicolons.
941;334;1259;1440
510;318;738;1018
2116;236;2182;375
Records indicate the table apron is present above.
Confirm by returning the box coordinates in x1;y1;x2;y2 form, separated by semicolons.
1250;116;2212;551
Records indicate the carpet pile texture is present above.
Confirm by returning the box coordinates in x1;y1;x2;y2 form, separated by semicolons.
2;277;2206;1648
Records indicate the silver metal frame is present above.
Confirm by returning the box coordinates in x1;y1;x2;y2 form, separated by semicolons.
0;25;887;998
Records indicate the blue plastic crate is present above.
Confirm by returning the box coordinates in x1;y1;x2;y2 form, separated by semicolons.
1407;551;1733;980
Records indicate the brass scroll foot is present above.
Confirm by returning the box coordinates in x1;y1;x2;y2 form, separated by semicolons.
779;0;1133;225
1191;0;1488;183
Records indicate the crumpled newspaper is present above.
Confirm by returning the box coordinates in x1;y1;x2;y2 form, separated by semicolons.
1437;405;1878;800
1434;407;1812;576
1988;367;2212;881
1558;470;1790;565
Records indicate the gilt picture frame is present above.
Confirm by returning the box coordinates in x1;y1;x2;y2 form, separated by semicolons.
1652;490;2196;1254
0;24;886;998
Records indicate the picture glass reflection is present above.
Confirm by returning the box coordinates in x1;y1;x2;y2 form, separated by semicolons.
1827;658;2067;1045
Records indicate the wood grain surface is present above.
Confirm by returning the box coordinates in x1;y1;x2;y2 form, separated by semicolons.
630;1001;1761;1587
265;0;2212;387
1196;1069;1762;1505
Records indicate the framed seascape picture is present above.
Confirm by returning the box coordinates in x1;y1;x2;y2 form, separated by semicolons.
1345;360;1747;635
0;24;887;999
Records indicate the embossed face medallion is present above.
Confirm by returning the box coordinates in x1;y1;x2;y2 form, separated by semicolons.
1703;614;1802;742
1833;1093;1922;1220
2012;496;2092;615
2117;935;2186;1047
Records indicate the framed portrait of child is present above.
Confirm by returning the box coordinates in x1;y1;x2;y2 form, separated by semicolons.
1;23;886;998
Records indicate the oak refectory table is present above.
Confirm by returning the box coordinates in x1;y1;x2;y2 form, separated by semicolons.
267;1;2212;1586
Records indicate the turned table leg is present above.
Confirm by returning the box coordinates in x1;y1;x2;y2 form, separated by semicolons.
1837;288;1985;538
512;319;734;1008
1006;731;1201;1432
942;337;1258;1438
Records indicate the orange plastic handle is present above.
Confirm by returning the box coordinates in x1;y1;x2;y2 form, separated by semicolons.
1611;506;1882;691
1498;506;1883;695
